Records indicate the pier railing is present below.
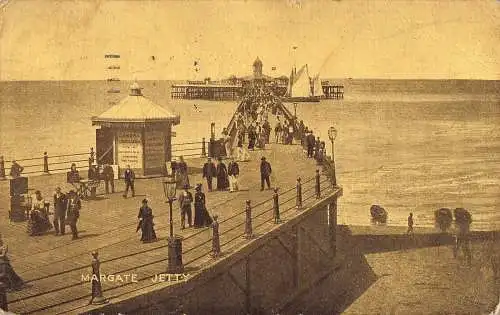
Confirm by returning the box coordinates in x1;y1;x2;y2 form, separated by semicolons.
6;169;337;314
0;139;208;179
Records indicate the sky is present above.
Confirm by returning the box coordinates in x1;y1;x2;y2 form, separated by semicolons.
0;0;498;81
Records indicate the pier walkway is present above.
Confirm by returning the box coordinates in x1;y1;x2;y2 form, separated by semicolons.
0;143;337;314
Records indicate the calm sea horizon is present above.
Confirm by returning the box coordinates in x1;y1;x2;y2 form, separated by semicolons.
1;79;499;230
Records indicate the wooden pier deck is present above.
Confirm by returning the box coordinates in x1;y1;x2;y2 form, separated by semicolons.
0;144;336;314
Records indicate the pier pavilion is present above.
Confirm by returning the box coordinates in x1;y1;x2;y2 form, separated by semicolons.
91;83;180;176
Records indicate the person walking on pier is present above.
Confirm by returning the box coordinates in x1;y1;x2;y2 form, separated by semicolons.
137;199;157;242
9;160;24;179
262;120;271;144
306;131;315;158
178;184;193;229
176;156;190;189
216;157;229;191
102;164;114;194
236;131;250;162
53;187;67;236
194;184;213;228
260;157;272;191
202;157;217;192
66;190;81;240
123;165;135;198
227;157;240;193
314;136;321;160
88;163;99;198
275;121;282;144
407;212;414;236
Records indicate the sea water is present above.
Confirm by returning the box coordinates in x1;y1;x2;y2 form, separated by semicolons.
1;79;499;230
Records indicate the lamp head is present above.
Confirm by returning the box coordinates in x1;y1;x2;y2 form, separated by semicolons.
328;126;338;141
163;176;177;200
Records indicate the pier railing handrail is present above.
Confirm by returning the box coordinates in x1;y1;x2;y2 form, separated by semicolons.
0;139;209;178
10;172;334;311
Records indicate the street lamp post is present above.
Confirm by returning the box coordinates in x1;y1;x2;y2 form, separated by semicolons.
328;126;338;187
163;176;184;274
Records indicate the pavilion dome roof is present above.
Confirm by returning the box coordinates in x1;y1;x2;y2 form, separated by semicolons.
92;83;180;125
253;57;262;66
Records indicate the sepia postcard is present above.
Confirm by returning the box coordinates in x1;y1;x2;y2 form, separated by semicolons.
0;1;499;314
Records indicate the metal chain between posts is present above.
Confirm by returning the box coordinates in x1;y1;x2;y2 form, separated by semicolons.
315;169;321;199
296;177;302;210
244;200;253;239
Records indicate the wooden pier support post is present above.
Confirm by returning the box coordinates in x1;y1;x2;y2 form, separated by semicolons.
273;188;281;224
315;169;321;199
0;282;7;311
296;177;302;210
201;137;206;157
0;156;6;180
43;152;50;175
244;200;253;239
89;147;95;168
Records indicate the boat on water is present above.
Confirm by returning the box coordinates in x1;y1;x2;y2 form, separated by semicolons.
282;64;323;102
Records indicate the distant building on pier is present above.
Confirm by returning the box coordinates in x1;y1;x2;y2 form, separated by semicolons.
170;57;289;100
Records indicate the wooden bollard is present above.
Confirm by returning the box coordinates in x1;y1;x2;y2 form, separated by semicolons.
211;215;220;258
201;137;207;157
89;147;95;168
89;251;108;305
0;281;7;311
0;156;6;180
273;188;280;224
43;152;50;175
315;169;321;199
244;200;253;239
296;177;302;210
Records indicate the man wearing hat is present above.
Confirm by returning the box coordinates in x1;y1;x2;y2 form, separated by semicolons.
53;187;67;235
202;157;217;192
260;157;272;191
178;184;193;229
123;165;135;198
66;190;81;240
306;131;315;158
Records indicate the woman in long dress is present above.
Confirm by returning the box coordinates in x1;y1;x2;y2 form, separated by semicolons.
137;199;157;243
216;158;229;191
193;184;213;228
176;156;190;189
0;236;24;291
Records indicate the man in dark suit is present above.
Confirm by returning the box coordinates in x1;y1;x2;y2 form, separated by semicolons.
102;164;114;194
306;131;315;158
260;157;272;191
123;165;135;198
202;158;217;192
66;190;81;240
53;187;67;236
88;164;99;198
